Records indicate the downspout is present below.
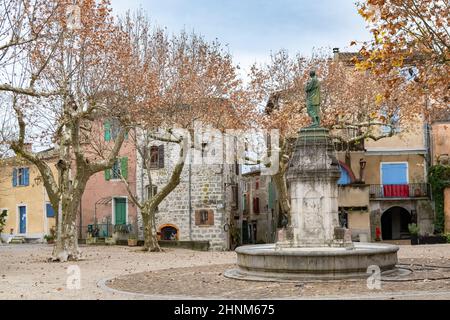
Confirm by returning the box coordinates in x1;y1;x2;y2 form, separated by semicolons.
79;198;82;240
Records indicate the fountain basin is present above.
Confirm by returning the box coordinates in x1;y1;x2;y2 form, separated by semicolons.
225;243;400;282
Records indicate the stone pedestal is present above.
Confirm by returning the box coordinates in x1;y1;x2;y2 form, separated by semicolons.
278;127;341;248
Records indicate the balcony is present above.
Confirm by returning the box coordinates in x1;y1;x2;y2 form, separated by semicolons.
369;183;431;200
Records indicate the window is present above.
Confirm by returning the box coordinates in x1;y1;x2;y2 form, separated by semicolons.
104;119;127;141
150;145;164;169
46;203;55;218
12;168;30;187
381;163;408;185
231;185;238;210
105;158;128;181
253;197;260;214
200;211;208;224
381;163;409;198
112;159;121;179
201;143;208;158
242;193;249;215
146;185;159;211
195;210;214;226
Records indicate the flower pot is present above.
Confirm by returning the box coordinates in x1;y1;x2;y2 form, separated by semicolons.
411;235;419;245
128;239;138;247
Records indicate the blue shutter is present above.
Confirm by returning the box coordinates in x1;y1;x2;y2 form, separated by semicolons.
381;163;408;185
24;168;30;186
46;203;55;218
12;168;17;187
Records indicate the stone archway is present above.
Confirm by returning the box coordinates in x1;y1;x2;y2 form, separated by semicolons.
158;224;179;241
381;207;412;240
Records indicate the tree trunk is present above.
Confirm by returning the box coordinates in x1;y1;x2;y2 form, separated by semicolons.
141;208;162;252
51;197;81;262
273;170;291;220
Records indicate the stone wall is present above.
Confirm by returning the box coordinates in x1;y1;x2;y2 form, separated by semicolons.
136;132;238;251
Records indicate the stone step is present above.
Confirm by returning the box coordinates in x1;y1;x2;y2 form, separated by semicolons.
10;237;26;244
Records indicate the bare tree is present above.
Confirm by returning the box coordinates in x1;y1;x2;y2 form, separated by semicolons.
118;14;249;251
0;0;140;261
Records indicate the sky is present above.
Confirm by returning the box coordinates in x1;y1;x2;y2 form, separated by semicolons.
110;0;372;73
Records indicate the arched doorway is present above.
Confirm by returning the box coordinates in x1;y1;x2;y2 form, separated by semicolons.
381;207;412;240
159;224;179;241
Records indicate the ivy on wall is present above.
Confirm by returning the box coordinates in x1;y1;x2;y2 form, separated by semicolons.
429;165;450;234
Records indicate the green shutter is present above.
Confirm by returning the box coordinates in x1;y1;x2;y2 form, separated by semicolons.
104;121;111;142
121;157;128;179
105;169;111;181
114;198;127;225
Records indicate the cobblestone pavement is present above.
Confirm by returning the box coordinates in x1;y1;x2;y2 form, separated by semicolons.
1;244;449;300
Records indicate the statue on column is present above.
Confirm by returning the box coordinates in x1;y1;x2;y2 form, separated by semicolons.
305;70;321;128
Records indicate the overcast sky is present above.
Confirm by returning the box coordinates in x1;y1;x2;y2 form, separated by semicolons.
111;0;372;72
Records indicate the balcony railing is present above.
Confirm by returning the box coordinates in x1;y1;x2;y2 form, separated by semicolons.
369;183;431;199
79;223;133;239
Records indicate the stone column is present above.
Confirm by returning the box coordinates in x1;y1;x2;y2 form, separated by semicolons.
278;128;341;248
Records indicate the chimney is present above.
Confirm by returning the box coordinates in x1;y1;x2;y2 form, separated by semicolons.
333;48;340;61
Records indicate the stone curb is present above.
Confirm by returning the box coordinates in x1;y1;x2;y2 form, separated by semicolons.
98;275;450;300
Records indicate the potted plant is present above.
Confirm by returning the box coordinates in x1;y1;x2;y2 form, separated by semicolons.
408;223;420;245
0;210;7;244
44;227;56;244
128;234;138;247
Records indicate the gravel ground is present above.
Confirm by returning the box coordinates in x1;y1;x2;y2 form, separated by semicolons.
0;244;234;300
0;243;449;300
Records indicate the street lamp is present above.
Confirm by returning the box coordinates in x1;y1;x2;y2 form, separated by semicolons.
359;158;367;183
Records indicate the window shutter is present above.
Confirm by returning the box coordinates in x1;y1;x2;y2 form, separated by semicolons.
208;210;214;226
12;168;18;187
104;121;111;142
121;157;128;179
105;169;111;181
256;198;260;214
158;145;165;169
24;168;30;186
46;203;55;218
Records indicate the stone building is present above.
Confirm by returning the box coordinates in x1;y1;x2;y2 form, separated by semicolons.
331;49;435;241
237;170;278;245
431;116;450;233
135;130;240;251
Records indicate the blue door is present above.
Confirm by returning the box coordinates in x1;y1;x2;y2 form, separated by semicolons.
381;163;408;185
19;206;26;234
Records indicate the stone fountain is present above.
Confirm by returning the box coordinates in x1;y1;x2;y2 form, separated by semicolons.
225;71;399;281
